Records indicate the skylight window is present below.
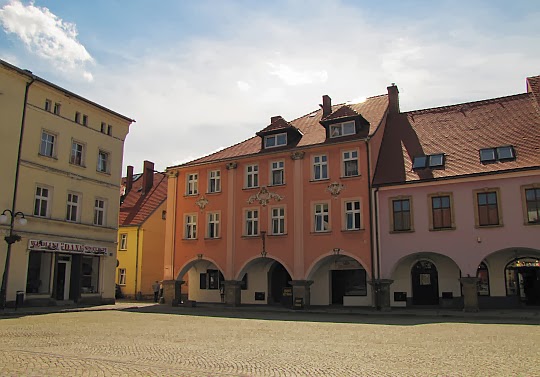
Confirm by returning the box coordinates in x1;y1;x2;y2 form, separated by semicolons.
480;146;515;163
330;121;355;138
264;133;287;148
413;154;445;170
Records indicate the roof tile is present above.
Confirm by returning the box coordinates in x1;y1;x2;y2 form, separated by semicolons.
119;173;168;226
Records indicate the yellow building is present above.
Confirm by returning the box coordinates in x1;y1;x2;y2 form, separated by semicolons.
0;59;134;307
116;161;167;300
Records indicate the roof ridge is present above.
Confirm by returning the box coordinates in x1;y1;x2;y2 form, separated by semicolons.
406;92;530;115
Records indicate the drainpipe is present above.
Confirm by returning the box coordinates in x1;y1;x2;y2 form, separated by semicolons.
364;138;379;309
134;227;141;300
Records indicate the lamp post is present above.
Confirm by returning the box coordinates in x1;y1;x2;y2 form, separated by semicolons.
0;209;27;309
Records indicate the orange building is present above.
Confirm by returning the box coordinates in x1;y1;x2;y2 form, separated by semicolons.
163;89;396;307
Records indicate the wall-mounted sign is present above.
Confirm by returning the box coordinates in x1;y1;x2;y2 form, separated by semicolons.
28;239;107;255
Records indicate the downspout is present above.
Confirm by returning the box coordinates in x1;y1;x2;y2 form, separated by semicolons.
134;226;141;299
365;138;378;309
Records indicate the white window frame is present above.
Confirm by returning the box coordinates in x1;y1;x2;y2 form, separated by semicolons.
207;212;220;238
53;102;61;115
208;170;221;193
271;206;285;235
118;268;126;285
66;192;81;222
245;164;259;189
314;202;330;232
44;99;52;112
313;154;328;180
93;198;106;226
40;130;56;158
97;150;110;173
34;185;50;218
245;209;259;236
186;173;199;195
264;133;287;148
119;234;128;250
330;121;355;138
70;140;85;166
270;160;285;186
344;200;361;230
185;214;197;239
342;149;359;177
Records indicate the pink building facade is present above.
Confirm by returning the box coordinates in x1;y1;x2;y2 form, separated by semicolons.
162;92;393;307
373;76;540;311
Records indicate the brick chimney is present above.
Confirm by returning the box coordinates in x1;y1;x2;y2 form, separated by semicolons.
387;83;400;114
142;160;154;195
320;95;332;118
125;165;134;194
270;116;281;124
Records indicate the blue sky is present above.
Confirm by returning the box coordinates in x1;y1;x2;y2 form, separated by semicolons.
1;0;539;171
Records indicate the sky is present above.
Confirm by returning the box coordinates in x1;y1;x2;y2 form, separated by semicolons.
1;0;539;173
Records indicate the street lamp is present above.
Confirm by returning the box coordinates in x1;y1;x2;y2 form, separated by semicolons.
0;209;27;309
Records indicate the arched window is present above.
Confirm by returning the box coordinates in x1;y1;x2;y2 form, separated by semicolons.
477;262;489;296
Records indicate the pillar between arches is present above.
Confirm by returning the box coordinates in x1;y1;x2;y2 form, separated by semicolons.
224;280;242;306
290;280;313;307
162;280;184;306
460;277;480;312
369;279;394;311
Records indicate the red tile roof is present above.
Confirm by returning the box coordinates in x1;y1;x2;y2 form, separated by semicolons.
322;105;360;121
257;116;296;133
173;94;389;167
119;173;168;226
527;75;540;107
374;83;540;185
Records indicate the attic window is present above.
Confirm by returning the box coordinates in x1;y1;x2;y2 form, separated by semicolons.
480;146;515;163
264;133;287;148
330;121;355;138
413;154;445;170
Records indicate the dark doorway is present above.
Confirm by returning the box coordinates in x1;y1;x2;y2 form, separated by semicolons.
505;258;540;306
411;260;439;305
55;262;66;300
331;269;367;305
268;262;291;305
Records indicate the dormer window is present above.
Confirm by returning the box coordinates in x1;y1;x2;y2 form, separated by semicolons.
413;154;445;170
330;121;355;138
264;133;287;148
480;146;515;163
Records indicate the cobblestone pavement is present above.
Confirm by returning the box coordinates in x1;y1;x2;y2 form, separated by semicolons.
0;310;538;376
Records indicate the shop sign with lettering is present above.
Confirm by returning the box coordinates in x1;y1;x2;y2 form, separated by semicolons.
28;239;107;255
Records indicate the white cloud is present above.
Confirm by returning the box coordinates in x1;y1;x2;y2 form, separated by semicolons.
237;80;251;91
0;0;93;81
268;63;328;86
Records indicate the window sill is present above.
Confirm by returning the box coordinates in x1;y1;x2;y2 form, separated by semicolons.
204;237;222;240
38;153;57;160
119;249;127;251
206;191;222;195
475;224;503;229
341;229;364;233
429;227;456;232
182;238;198;241
340;174;361;179
268;233;288;237
524;221;540;226
96;170;111;176
241;235;261;239
184;193;199;197
268;183;286;187
310;231;332;235
389;229;415;234
310;178;330;183
242;186;260;191
69;162;87;169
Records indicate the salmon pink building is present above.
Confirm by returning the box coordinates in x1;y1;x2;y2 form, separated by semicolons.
162;90;396;307
373;75;540;311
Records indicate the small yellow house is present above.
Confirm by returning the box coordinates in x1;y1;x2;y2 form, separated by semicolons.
0;59;134;307
116;161;167;299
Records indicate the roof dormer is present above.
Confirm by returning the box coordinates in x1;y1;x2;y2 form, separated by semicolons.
319;103;369;141
256;116;303;150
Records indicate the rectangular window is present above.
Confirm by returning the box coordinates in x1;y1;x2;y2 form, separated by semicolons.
97;150;109;173
330;121;355;138
313;154;328;180
118;268;126;285
271;207;285;235
75;112;81;123
431;195;452;229
271;161;284;185
40;131;55;157
264;133;287;148
246;164;259;188
344;200;361;230
392;198;411;231
26;251;53;294
119;234;128;250
66;193;80;222
70;141;84;166
245;209;259;236
477;191;500;226
93;198;106;226
53;102;61;115
81;256;99;293
207;269;221;290
208;170;221;193
82;114;88;126
44;99;52;112
185;214;197;239
207;212;220;238
186;173;198;195
34;186;49;217
343;150;359;177
100;122;106;133
107;125;113;136
525;188;540;224
314;203;329;232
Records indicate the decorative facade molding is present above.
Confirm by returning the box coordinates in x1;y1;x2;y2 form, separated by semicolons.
166;170;179;178
226;162;238;170
195;196;209;211
326;181;345;198
247;186;284;207
290;151;305;160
